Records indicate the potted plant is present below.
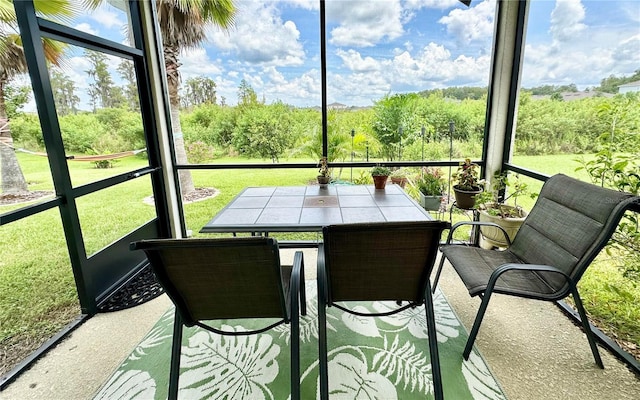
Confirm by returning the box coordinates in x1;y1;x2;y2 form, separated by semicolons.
414;167;446;211
476;172;534;247
390;168;408;188
317;157;331;187
452;158;483;209
370;165;391;189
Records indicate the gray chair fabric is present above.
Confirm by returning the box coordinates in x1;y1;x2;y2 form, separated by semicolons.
318;221;451;400
433;173;640;368
131;237;306;400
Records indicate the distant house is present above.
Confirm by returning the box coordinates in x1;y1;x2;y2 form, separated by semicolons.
560;91;613;101
618;80;640;94
328;102;347;110
532;91;613;101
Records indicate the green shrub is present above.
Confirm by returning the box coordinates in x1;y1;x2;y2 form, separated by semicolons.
8;114;43;149
186;141;215;163
59;113;107;153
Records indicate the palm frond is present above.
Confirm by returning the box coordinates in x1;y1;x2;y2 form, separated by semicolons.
0;0;16;23
157;0;235;49
0;33;28;77
33;0;80;25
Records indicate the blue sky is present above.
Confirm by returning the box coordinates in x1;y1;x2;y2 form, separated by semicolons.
22;0;640;110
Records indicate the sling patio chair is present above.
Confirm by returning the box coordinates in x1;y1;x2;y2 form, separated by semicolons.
317;220;451;400
432;173;640;368
130;237;307;400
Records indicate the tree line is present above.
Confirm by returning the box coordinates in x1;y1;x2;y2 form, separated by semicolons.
418;69;640;101
8;82;639;170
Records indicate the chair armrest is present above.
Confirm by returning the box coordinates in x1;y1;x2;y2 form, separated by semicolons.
291;251;307;316
317;243;328;305
486;263;576;297
444;220;511;246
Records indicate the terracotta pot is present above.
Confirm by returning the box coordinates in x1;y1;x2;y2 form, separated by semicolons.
390;177;408;188
453;185;482;209
372;175;388;189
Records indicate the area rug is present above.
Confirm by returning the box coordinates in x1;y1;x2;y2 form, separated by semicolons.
94;282;506;399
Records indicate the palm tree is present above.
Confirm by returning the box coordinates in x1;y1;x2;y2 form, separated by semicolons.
85;0;237;196
155;0;236;197
0;0;75;195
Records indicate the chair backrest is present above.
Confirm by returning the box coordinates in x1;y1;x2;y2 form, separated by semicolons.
130;237;287;326
510;174;639;291
322;221;450;303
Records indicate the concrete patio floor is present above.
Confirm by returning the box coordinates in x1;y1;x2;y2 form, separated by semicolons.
1;250;639;399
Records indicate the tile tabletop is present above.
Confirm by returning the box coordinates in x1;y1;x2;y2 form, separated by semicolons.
200;184;432;233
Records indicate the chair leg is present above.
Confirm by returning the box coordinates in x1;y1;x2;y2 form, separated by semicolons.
571;288;604;368
431;254;447;294
463;291;494;360
294;251;307;316
290;254;303;400
318;294;329;400
169;310;183;400
424;283;444;400
290;310;301;400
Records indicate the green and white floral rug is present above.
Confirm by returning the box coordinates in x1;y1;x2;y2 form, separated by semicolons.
94;282;506;399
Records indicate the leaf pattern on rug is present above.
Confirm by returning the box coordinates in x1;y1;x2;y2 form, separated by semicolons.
125;309;174;363
329;352;397;400
342;306;382;337
462;351;507;400
94;370;156;399
274;283;322;345
326;301;438;397
372;335;432;395
373;292;460;342
178;326;280;399
95;284;507;400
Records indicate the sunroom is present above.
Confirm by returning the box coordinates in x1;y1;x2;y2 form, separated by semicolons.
1;0;639;399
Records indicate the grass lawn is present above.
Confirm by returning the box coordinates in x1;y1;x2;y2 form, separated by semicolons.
1;152;638;376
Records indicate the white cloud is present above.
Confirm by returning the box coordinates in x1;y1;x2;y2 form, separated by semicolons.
64;56;93;91
209;74;240;105
611;34;640;68
549;0;587;44
209;2;305;66
327;41;490;106
327;71;389;105
438;0;495;45
280;0;319;11
404;0;466;11
74;23;98;36
522;2;639;89
327;0;404;47
89;7;124;30
263;69;321;106
390;43;490;86
17;0;633;110
523;40;619;89
336;49;381;72
621;1;640;23
179;48;223;78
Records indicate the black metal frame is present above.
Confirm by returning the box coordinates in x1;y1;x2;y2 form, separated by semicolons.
131;238;307;400
432;177;640;371
435;220;605;365
317;221;450;400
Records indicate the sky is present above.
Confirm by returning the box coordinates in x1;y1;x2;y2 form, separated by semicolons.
19;0;640;110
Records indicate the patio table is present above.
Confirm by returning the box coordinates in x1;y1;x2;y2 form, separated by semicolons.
200;184;433;235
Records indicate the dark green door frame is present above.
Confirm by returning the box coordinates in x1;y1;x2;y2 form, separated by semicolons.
13;0;172;315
